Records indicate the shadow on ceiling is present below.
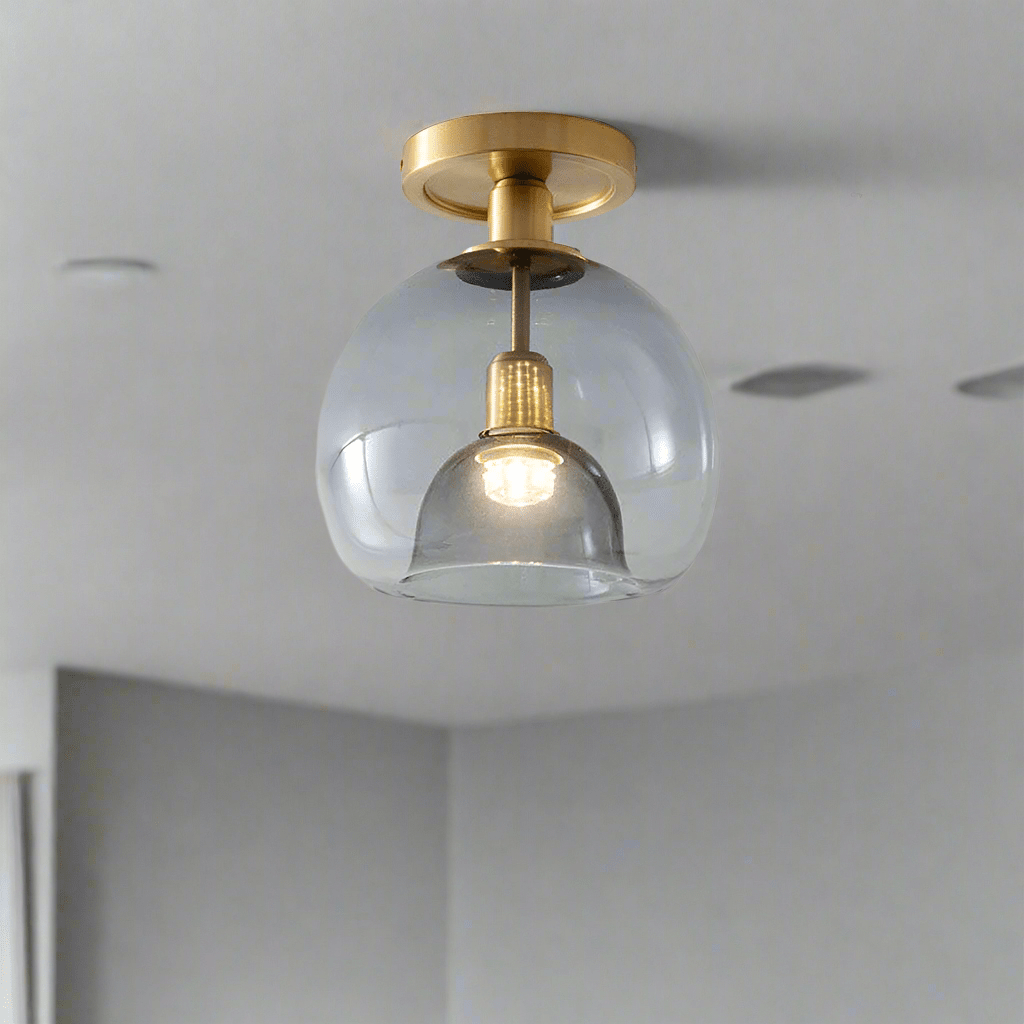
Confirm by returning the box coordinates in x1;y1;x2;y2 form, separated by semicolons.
598;120;1010;191
956;365;1024;399
732;365;870;398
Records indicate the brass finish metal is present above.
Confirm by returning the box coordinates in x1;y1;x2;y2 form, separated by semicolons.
510;258;531;353
403;114;631;436
488;178;553;243
459;239;582;261
489;150;553;189
402;112;636;224
484;351;555;434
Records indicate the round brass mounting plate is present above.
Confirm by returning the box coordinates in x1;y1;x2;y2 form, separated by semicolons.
402;112;636;222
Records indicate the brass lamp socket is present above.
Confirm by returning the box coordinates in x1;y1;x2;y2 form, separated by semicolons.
483;351;555;434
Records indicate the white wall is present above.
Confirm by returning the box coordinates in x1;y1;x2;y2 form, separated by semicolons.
38;652;1024;1022
0;671;55;1024
55;671;447;1024
449;651;1023;1024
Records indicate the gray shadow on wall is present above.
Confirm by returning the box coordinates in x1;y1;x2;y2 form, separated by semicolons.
55;678;102;1024
54;667;448;1024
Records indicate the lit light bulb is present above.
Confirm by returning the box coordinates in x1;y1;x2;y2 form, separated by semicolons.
482;455;555;507
476;444;563;507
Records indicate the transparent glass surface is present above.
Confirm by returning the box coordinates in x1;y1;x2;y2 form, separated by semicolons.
317;260;718;603
400;433;635;605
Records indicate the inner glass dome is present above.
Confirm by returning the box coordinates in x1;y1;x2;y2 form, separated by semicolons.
400;432;634;605
317;259;718;605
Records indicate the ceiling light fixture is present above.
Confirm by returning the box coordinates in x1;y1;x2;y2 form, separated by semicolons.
317;112;718;606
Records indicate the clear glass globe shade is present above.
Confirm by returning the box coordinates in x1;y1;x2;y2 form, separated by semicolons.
317;259;718;605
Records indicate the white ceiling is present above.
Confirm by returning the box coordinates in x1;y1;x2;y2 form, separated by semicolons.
3;1;1022;724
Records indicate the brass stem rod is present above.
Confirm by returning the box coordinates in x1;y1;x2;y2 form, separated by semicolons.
511;262;531;353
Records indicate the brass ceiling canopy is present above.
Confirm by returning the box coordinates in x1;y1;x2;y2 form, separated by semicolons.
402;112;636;289
401;112;636;223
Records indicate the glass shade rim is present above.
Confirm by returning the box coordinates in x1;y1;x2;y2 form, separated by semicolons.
395;562;644;606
